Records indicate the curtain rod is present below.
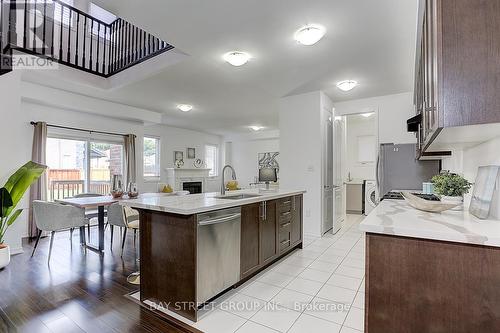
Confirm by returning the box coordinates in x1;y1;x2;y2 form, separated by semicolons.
30;121;133;138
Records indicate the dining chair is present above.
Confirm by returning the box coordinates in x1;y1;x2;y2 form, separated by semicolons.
32;200;89;262
72;193;105;239
106;203;139;256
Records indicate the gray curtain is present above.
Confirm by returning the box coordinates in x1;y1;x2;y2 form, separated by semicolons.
28;122;47;238
124;134;137;185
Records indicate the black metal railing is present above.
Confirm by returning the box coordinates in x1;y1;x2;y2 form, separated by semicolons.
0;0;174;77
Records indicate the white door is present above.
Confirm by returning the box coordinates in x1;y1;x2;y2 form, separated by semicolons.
333;115;346;232
322;110;334;234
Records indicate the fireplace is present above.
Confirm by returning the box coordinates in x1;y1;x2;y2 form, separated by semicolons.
182;181;203;194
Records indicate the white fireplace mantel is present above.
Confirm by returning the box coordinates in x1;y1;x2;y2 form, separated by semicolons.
166;168;212;192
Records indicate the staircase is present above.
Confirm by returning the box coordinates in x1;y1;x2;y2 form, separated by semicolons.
0;0;174;77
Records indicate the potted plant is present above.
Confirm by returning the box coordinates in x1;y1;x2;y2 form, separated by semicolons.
431;171;472;210
0;161;47;269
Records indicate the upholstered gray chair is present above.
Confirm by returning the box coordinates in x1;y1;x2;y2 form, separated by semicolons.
32;200;89;262
72;193;105;239
106;203;139;256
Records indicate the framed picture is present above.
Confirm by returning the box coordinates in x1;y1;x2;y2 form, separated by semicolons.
469;165;500;219
187;147;196;159
174;151;183;162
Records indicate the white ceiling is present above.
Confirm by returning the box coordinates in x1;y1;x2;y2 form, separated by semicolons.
34;0;419;136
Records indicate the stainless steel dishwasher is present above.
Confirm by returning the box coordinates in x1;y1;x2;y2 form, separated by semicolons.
197;206;241;304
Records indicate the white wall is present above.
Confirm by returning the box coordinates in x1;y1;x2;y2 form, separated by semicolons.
334;92;416;144
279;91;323;237
229;137;280;188
0;72;26;254
345;115;377;180
0;75;223;254
442;138;500;219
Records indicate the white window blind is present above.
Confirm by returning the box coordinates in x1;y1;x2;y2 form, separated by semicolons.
144;136;160;178
205;145;218;177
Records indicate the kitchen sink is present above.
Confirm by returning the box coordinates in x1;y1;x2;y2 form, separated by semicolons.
215;194;262;200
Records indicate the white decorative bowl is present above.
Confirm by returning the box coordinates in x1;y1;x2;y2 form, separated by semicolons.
401;191;460;213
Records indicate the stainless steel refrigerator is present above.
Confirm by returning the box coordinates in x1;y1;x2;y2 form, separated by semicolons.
376;143;440;197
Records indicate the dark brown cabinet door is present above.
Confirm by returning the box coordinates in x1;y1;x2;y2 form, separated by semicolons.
240;203;260;279
259;200;278;266
291;195;303;245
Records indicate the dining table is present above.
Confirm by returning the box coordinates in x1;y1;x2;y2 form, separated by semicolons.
56;196;119;253
56;193;172;254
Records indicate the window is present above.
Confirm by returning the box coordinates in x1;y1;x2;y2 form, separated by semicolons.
46;136;124;200
205;145;218;177
89;3;116;40
54;0;74;27
143;136;160;179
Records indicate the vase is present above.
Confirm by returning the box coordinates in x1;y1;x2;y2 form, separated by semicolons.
0;244;10;269
441;196;464;211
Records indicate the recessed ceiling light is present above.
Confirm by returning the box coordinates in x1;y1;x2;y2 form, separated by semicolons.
294;24;326;46
249;125;264;131
223;51;251;66
336;80;358;92
361;112;374;118
177;104;193;112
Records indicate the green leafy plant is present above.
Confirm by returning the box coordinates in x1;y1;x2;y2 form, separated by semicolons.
0;161;47;245
431;171;472;197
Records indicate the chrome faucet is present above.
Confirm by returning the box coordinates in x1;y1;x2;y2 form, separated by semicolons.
220;165;237;195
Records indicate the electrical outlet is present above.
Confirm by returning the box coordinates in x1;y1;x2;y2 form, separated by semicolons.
305;209;311;217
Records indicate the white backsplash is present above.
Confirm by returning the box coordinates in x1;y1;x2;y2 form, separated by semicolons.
442;136;500;219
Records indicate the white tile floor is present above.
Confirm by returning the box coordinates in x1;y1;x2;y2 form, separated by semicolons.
134;214;366;333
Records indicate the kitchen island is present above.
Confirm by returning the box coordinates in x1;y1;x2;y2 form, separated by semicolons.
121;189;305;321
360;199;500;332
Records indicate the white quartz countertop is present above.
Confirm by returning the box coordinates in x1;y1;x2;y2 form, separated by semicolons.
360;199;500;247
119;189;306;215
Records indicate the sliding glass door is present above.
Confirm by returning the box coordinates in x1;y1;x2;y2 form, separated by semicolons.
89;142;124;195
46;137;124;200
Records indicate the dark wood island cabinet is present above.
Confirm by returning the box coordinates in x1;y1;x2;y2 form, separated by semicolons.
132;192;304;322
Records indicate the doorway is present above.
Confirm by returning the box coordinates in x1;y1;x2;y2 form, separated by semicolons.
343;112;378;216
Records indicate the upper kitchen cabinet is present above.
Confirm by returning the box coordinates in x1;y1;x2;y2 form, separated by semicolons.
413;0;500;156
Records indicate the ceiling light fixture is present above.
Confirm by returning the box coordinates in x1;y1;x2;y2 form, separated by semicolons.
294;24;326;46
223;51;251;66
336;80;358;92
177;104;193;112
361;112;374;118
249;126;264;131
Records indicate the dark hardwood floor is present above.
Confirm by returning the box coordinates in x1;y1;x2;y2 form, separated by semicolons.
0;227;186;333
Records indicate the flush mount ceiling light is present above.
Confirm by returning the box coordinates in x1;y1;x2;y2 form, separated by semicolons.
177;104;193;112
336;80;358;92
361;112;374;118
249;125;264;131
294;24;326;46
223;51;251;66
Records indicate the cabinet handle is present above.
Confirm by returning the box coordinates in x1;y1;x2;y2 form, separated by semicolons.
292;198;296;211
260;202;265;220
283;200;291;205
264;202;267;221
281;211;291;216
280;239;290;245
281;222;291;228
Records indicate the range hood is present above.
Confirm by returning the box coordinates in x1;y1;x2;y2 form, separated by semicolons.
406;114;452;160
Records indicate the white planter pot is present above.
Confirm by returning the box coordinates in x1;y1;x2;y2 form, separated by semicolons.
441;196;464;211
0;245;11;269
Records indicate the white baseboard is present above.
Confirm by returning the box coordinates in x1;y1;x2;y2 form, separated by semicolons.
9;247;24;255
